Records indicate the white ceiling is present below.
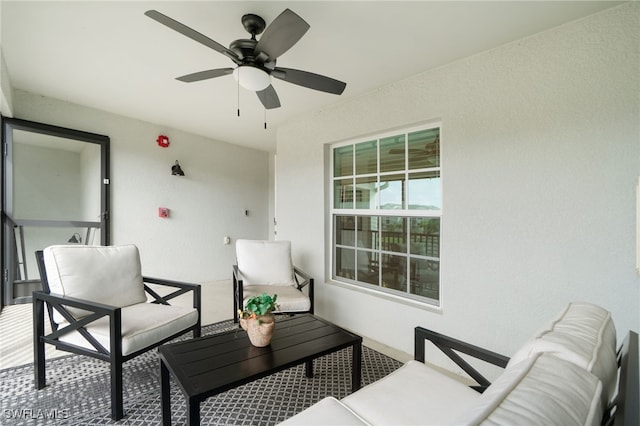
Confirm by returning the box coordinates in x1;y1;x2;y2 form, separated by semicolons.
0;1;622;152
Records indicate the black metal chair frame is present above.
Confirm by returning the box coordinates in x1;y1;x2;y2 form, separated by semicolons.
33;250;202;421
414;326;639;426
232;264;313;323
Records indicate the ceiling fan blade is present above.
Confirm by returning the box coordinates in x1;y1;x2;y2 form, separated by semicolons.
255;9;310;61
272;67;346;95
145;10;239;63
256;85;281;109
176;68;234;82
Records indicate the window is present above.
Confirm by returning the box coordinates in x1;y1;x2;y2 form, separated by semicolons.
331;125;441;305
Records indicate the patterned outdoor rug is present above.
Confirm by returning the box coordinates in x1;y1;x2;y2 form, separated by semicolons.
0;320;403;425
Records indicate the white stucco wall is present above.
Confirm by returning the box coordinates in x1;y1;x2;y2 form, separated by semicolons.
276;3;640;358
12;89;272;283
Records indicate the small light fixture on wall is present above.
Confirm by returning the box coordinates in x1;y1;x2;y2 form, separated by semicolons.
171;160;185;176
68;233;82;244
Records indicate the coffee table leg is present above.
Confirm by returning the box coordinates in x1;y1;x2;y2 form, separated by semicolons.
305;360;314;378
187;397;200;425
352;342;362;392
161;360;171;425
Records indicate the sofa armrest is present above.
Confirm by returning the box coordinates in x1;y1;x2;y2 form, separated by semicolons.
414;326;510;392
606;330;639;426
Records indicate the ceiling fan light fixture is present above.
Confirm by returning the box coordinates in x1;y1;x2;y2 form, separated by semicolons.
232;65;270;91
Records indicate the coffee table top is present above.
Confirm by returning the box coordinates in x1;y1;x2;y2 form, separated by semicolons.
158;314;362;400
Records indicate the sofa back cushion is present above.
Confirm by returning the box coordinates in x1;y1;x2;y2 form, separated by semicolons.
458;353;603;425
44;245;147;323
236;240;295;286
507;302;617;403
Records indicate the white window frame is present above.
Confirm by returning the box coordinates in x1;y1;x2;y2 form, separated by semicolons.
330;123;442;306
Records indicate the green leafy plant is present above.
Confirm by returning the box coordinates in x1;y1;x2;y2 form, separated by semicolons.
238;293;278;320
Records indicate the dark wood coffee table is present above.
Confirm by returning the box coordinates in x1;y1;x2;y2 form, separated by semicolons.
158;314;362;425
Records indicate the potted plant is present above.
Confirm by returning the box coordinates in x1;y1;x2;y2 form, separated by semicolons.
238;293;278;347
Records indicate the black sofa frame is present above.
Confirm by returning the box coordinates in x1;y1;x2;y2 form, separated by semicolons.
33;250;202;420
232;264;314;322
414;326;638;426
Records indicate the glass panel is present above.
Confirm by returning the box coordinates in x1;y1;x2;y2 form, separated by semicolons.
335;247;355;280
408;171;440;210
381;254;407;292
380;134;406;173
357;249;378;285
355;176;377;209
13;131;102;221
356;216;378;250
410;217;440;258
355;140;377;175
334;178;353;209
335;215;355;247
410;258;440;300
334;145;353;177
381;217;407;253
379;174;404;209
408;128;439;169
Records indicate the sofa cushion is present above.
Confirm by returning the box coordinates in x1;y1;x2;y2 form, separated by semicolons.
242;285;311;312
58;303;199;356
458;353;603;426
44;245;147;323
236;240;295;286
507;302;617;403
342;360;481;425
278;397;370;425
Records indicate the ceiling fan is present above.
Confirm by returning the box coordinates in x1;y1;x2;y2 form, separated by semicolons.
145;9;347;110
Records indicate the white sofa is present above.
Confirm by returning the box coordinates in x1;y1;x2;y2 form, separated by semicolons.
279;302;638;426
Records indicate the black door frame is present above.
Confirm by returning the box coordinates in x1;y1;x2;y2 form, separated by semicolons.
1;117;110;307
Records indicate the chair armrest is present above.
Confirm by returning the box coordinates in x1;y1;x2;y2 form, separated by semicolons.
232;265;242;282
33;290;120;357
142;276;201;311
414;326;510;392
293;266;313;290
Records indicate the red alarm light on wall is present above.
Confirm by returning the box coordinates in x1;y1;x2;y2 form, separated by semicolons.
157;135;170;148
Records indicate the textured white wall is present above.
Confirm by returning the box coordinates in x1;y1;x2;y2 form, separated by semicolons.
276;3;639;357
12;89;271;283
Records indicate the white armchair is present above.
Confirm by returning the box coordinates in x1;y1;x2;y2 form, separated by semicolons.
33;244;201;420
233;239;313;322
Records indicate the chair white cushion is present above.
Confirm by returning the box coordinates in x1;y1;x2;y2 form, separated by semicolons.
341;360;481;425
243;285;311;313
278;397;370;425
58;303;198;356
236;240;295;286
507;302;617;404
457;353;603;426
44;245;147;324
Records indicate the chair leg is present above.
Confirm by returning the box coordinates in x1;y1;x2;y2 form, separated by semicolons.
111;359;124;420
33;297;46;389
233;275;239;323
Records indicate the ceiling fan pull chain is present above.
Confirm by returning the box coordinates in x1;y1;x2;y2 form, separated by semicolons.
237;69;241;117
264;109;267;130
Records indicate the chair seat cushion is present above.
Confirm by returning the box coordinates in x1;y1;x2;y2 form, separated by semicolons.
58;303;198;356
341;360;481;425
278;397;370;425
243;285;311;313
